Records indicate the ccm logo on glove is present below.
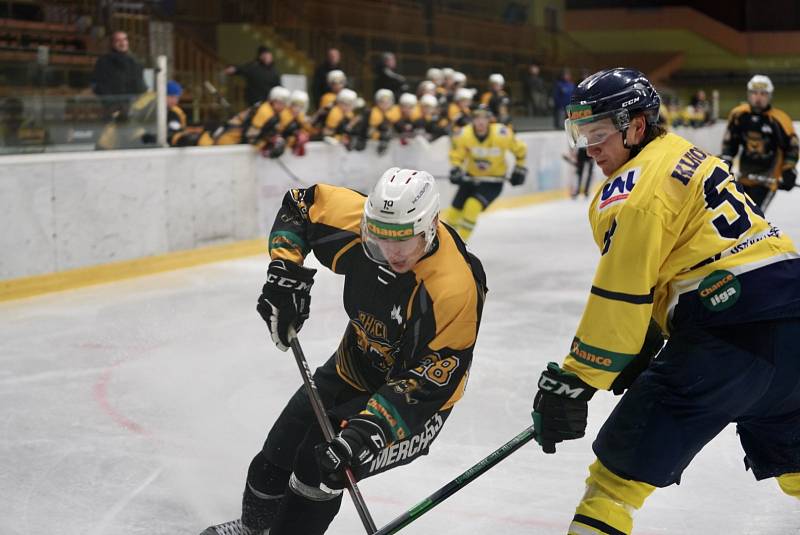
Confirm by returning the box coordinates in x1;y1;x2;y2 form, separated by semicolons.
538;376;590;399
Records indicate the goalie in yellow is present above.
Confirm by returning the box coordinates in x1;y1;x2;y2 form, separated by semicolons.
444;105;527;240
531;68;800;535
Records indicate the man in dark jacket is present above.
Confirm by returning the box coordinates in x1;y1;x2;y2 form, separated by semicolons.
92;31;146;118
225;46;282;106
311;48;342;111
373;52;408;99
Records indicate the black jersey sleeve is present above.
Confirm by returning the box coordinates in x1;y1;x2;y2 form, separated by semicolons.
268;184;365;271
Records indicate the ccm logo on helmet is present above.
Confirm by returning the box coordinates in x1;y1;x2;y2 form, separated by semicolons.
621;96;640;107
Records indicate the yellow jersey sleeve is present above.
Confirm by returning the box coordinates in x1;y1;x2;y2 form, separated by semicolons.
564;205;665;389
250;103;275;130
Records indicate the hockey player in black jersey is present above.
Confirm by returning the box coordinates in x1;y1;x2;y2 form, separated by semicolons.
721;74;799;212
200;168;487;535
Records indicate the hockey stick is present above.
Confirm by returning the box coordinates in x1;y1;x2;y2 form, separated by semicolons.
287;332;378;534
203;80;231;113
373;425;536;535
275;156;311;186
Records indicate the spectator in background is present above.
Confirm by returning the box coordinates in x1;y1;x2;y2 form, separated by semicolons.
166;80;185;145
552;68;575;129
688;89;712;126
523;63;546;116
311;48;342;110
374;52;408;99
92;31;146;119
224;46;281;107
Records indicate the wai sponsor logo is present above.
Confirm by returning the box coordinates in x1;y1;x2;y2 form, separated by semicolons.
599;168;640;210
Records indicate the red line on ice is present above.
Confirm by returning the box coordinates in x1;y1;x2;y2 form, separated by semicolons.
93;365;150;436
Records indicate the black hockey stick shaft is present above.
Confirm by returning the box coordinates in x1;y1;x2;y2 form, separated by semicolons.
287;333;378;534
374;425;537;535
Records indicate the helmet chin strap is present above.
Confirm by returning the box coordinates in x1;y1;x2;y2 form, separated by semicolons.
621;127;631;149
621;125;646;158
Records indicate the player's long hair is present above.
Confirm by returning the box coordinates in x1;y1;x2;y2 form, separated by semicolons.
641;119;667;147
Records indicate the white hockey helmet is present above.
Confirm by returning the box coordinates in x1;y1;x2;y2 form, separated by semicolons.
289;90;309;111
417;80;436;95
336;88;358;106
453;71;467;86
399;93;418;108
442;67;455;81
374;88;395;105
454;87;473;102
327;69;347;85
269;86;291;103
747;74;774;94
426;67;444;85
420;94;438;109
489;73;505;87
361;167;440;268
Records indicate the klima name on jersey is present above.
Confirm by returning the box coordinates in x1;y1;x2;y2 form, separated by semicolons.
599;168;640;210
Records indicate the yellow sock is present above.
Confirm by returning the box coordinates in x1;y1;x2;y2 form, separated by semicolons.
569;460;655;535
457;197;484;241
777;473;800;498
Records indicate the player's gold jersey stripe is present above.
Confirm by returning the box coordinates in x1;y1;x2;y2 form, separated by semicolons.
331;237;361;273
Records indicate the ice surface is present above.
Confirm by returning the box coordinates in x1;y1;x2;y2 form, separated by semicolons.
2;190;799;535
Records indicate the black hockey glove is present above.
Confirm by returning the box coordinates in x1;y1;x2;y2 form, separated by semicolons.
449;167;465;185
315;417;387;490
256;259;316;351
609;319;665;395
532;362;596;454
510;165;528;186
780;167;798;191
263;136;287;159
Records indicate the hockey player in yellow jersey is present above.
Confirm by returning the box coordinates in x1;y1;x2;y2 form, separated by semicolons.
368;89;401;154
322;88;357;142
448;87;473;135
318;69;346;110
279;90;312;156
480;73;511;124
213;86;289;153
445;105;527;240
394;92;423;144
200;168;486;535
721;74;799;212
530;68;800;535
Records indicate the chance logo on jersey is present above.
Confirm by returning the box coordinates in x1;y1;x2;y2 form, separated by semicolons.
599;168;640;210
698;270;741;311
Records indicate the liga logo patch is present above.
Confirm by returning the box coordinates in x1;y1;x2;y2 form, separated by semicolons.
698;270;741;311
599;168;640;210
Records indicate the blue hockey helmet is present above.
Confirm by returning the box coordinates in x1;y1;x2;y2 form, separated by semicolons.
167;80;183;97
564;67;661;149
